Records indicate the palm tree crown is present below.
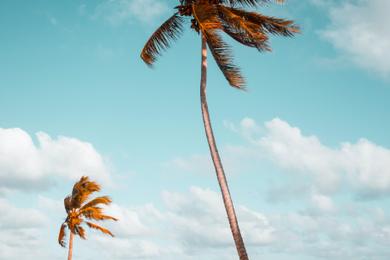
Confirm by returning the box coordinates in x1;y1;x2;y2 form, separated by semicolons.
58;176;117;248
141;0;299;88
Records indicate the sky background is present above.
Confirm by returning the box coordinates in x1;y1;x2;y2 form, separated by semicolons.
1;0;390;259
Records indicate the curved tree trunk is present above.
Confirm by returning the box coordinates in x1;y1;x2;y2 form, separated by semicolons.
68;231;74;260
199;34;249;260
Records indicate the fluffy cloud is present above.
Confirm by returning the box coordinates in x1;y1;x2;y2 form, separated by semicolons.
258;118;390;196
226;117;390;197
0;128;111;192
319;0;390;76
162;187;274;251
94;0;168;25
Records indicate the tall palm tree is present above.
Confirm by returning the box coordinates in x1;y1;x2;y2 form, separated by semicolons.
58;176;118;260
140;1;298;259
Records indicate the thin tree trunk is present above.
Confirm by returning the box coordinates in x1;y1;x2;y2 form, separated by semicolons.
68;231;74;260
199;34;249;260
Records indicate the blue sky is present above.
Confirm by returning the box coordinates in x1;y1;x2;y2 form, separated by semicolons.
1;0;390;259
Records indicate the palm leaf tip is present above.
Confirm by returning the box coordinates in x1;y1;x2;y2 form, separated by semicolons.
204;30;246;89
86;222;115;237
58;223;67;247
221;0;285;7
141;13;185;66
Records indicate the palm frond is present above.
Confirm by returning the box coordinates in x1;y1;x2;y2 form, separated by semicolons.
228;8;299;36
64;196;72;213
86;221;115;237
75;225;86;239
80;206;118;221
192;3;244;88
88;213;118;221
217;5;270;51
71;176;101;208
219;0;285;7
141;13;185;66
204;29;245;88
192;3;223;31
58;223;67;247
80;196;112;211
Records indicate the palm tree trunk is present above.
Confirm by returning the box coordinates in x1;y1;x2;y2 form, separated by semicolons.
68;231;74;260
199;34;249;260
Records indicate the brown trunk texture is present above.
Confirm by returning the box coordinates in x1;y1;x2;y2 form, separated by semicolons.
199;34;249;260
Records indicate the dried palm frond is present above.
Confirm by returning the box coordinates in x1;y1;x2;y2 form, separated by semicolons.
58;223;67;247
141;13;185;65
86;222;114;237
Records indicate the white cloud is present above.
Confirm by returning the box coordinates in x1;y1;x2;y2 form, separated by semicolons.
320;0;390;76
0;198;47;230
3;186;390;260
168;116;390;197
0;198;50;260
162;187;275;251
229;117;390;197
94;0;168;25
311;192;335;213
0;128;111;192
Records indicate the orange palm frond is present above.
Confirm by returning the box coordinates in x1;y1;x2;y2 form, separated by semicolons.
59;176;118;249
141;13;185;66
79;206;103;215
217;5;270;51
192;3;245;88
58;223;67;247
75;225;86;239
86;222;115;237
64;195;72;213
204;29;245;88
71;176;101;208
228;8;300;36
192;3;223;31
80;196;112;210
80;206;118;221
219;0;285;7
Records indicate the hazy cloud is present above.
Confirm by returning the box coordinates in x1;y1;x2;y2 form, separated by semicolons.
319;0;390;76
94;0;168;25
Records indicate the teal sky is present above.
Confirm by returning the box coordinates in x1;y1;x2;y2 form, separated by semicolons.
1;0;390;259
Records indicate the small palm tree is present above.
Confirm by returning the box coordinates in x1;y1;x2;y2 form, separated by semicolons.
58;176;118;260
140;0;298;259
